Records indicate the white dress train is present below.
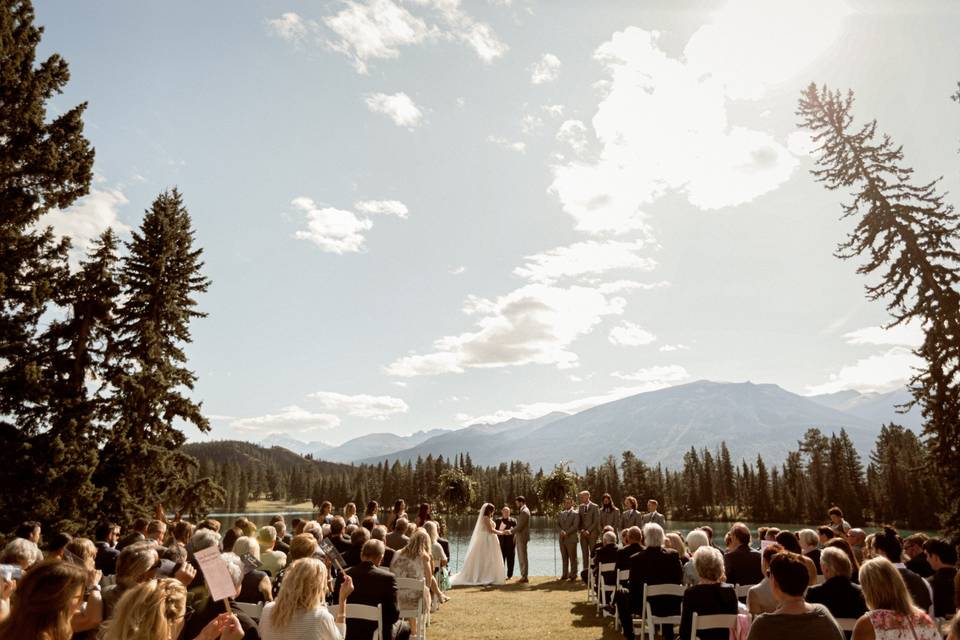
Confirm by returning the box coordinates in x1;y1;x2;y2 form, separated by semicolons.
449;505;507;586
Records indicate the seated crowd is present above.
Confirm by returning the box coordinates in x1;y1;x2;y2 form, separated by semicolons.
583;502;959;640
0;498;452;640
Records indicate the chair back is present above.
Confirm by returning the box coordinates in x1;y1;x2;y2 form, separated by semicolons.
395;576;426;618
233;601;263;621
834;618;858;632
642;583;684;640
689;612;738;640
344;603;383;640
616;568;630;589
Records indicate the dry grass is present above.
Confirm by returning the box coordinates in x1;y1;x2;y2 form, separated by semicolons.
429;577;621;640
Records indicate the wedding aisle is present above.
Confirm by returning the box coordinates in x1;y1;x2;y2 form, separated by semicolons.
430;578;621;640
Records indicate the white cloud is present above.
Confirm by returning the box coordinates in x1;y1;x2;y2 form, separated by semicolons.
659;343;690;352
365;92;423;128
267;12;310;43
384;283;628;376
36;188;131;268
487;135;526;153
232;405;341;433
531;53;561;84
514;239;654;284
521;113;544;135
550;2;848;234
556;119;589;156
291;196;408;253
806;347;922;395
612;364;689;383
450;265;467;275
307;391;409;420
608;321;656;346
542;104;565;118
843;321;924;347
355;199;409;218
316;0;506;73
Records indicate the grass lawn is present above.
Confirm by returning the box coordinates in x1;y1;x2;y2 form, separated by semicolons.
429;577;621;640
240;499;314;513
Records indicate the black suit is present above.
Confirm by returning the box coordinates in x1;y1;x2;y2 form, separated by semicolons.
678;583;738;640
274;539;290;555
616;543;642;572
494;517;517;578
928;566;957;618
343;543;364;568
183;598;260;640
346;562;409;640
616;546;682;640
593;543;619;589
905;554;933;578
437;538;450;560
723;544;763;586
805;576;867;633
94;541;119;575
329;535;352;555
897;566;932;613
805;548;822;574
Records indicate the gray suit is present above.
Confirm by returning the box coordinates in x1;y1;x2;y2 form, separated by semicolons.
557;508;579;578
513;506;531;579
578;500;600;573
640;510;666;528
621;508;643;529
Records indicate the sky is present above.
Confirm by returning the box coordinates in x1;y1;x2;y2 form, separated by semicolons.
34;0;960;445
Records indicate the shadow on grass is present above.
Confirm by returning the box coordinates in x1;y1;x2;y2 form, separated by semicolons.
569;601;623;638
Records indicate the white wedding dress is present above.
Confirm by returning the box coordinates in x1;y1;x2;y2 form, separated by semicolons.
450;504;507;586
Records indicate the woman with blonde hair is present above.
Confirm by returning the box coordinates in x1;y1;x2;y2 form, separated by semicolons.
100;578;242;640
422;521;451;601
391;530;436;627
0;560;86;640
851;557;940;640
63;538;103;636
259;558;354;640
343;503;359;526
101;542;160;619
683;529;710;587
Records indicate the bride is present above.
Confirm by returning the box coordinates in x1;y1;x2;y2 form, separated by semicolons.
450;503;508;586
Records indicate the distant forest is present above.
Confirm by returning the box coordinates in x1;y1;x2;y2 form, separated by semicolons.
187;422;942;530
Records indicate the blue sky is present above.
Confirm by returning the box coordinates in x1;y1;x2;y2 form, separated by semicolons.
35;0;960;444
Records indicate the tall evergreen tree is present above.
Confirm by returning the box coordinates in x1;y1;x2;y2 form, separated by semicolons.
799;84;960;535
95;189;210;522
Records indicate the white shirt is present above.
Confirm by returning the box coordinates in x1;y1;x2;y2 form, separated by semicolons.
259;602;345;640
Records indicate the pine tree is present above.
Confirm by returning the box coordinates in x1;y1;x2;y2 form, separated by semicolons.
95;189;210;522
799;84;960;535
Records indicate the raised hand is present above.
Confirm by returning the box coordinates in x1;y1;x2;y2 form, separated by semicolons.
175;562;197;587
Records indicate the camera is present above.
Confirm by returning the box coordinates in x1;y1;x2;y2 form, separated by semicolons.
0;564;22;581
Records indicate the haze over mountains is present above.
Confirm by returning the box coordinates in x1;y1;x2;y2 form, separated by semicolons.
259;381;921;471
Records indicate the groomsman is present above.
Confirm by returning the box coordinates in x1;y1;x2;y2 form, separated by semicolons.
557;496;579;580
578;490;600;579
494;506;518;580
640;499;666;527
620;496;643;529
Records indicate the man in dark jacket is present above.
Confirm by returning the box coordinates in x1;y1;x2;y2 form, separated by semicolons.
805;547;866;637
923;537;957;619
94;522;121;575
723;523;763;586
345;540;410;640
616;523;682;640
616;527;643;571
873;526;932;614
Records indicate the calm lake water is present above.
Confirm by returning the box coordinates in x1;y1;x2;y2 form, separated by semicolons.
215;511;934;577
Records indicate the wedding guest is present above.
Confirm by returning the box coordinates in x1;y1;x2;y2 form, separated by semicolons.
343;527;370;568
764;528;780;542
593;531;619;589
318;502;334;525
599;493;621;535
799;529;822;574
0;537;42;571
557;496;580;580
665;532;688;565
748;543;783;615
422;521;448;591
415;503;432;528
922;537;957;618
259;526;287;577
847;529;867;563
273;534;320;598
326;518;352;556
494;506;517;580
370;526;396;568
828;507;851;536
231;536;273;604
101;542;160;619
621;496;642;529
14;521;41;546
826;537;861;584
903;533;933;578
871;526;933;615
684;529;711;587
343;503;359;527
747;552;844;640
852;557;940;640
94;522;121;575
640;499;666;528
180;553;259;640
345;540;408;640
46;532;71;560
260;558;352;640
390;531;435;629
819;526;837;546
364;500;380;525
116;518;148;551
617;523;682;640
436;522;450;564
577;491;600;580
63;537;103;636
222;528;241;553
805;547;867;631
774;531;817;585
386;500;407;530
724;523;764;587
616;527;643;573
385;520;408;550
678;546;739;640
0;560;88;640
273;522;291;555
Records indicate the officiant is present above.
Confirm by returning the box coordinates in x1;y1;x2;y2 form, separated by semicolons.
495;506;518;580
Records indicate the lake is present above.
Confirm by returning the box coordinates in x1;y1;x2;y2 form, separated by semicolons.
214;511;931;577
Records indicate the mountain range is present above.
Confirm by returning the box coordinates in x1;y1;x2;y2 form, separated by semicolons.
259;381;921;471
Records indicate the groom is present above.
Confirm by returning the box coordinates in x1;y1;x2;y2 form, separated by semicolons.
512;496;531;583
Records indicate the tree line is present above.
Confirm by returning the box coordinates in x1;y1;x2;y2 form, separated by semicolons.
191;421;942;530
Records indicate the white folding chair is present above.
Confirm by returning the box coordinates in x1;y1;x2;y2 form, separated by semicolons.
734;583;753;599
834;618;858;632
614;569;630;631
344;603;383;640
396;576;427;640
233;601;264;621
587;555;597;603
596;563;617;616
689;612;739;640
642;583;685;640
